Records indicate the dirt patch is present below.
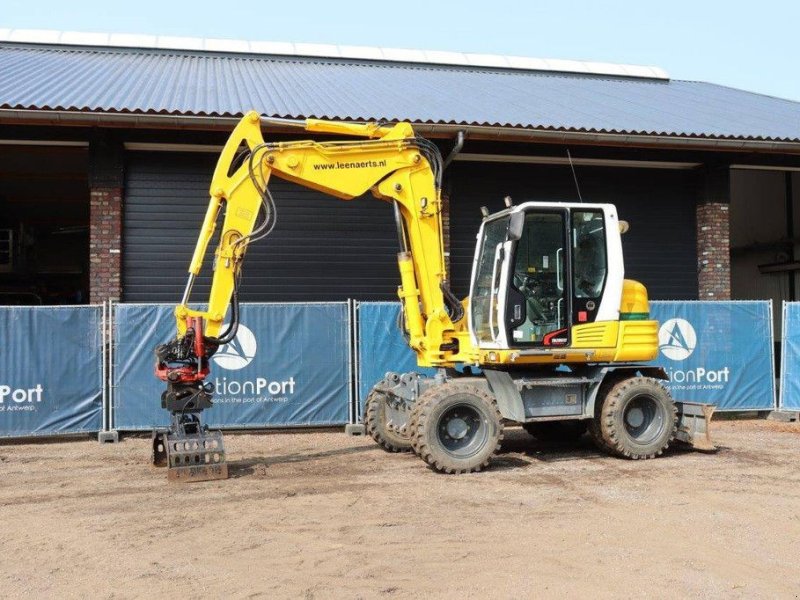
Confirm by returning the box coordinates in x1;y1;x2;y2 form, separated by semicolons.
722;418;800;434
1;421;799;598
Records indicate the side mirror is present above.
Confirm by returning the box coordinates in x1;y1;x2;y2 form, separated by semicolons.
508;211;525;241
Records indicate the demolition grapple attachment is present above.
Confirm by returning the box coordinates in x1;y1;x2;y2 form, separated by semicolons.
152;414;228;482
153;317;229;483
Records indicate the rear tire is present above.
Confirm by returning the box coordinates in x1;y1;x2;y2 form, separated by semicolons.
595;377;676;459
523;420;588;441
365;390;412;453
410;383;503;474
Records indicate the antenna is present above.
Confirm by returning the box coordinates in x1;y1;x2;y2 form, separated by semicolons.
566;149;583;203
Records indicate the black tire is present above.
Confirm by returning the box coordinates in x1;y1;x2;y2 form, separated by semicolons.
407;396;426;457
364;390;412;453
522;420;588;441
589;378;620;454
595;377;677;459
410;383;503;474
589;416;616;454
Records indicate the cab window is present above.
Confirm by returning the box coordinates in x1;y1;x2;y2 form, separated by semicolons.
470;216;509;344
572;210;607;299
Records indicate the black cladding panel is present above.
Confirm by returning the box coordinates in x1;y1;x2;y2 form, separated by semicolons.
123;152;399;302
123;153;698;303
448;162;698;301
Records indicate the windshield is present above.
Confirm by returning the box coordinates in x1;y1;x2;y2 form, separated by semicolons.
470;216;509;344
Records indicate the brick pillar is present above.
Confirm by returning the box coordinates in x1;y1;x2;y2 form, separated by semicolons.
88;130;124;304
696;202;731;300
696;165;731;299
89;187;122;303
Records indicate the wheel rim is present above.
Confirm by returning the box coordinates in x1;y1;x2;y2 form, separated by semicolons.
437;403;488;458
622;394;665;445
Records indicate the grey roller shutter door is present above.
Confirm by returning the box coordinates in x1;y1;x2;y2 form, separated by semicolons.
123;152;400;302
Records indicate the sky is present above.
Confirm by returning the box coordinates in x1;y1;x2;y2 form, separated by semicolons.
3;0;799;101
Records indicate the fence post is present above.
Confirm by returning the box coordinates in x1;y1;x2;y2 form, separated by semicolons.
102;302;107;431
347;299;354;425
354;300;361;423
779;301;787;410
98;299;119;443
769;300;777;410
344;299;366;436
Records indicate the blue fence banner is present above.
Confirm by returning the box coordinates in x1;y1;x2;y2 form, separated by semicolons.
650;301;775;410
780;302;800;410
356;302;435;414
0;306;103;437
113;303;351;429
355;301;775;414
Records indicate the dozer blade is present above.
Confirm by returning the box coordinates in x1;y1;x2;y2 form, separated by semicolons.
152;428;229;483
674;401;716;452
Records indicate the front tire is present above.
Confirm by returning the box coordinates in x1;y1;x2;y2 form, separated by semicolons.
410;383;503;474
365;390;412;453
595;377;677;459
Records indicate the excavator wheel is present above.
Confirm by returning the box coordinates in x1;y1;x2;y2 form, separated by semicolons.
364;390;412;453
589;378;620;454
410;382;503;474
594;376;677;459
523;420;588;442
407;399;424;457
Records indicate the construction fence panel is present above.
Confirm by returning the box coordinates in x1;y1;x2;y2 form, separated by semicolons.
355;301;775;414
0;305;103;438
113;303;350;430
649;301;775;411
356;302;435;416
779;302;800;410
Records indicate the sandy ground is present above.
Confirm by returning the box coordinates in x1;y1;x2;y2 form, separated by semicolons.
1;419;800;599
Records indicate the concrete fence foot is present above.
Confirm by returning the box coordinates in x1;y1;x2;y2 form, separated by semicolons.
767;411;799;423
98;430;120;443
344;423;365;436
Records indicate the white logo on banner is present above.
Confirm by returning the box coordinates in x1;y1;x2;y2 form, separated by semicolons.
0;384;43;404
658;318;697;361
212;324;257;370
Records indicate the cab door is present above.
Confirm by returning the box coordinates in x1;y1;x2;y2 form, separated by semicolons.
503;209;571;347
570;209;609;325
469;215;511;348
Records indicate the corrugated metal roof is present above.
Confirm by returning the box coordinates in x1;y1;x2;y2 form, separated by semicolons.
1;42;800;142
0;29;671;79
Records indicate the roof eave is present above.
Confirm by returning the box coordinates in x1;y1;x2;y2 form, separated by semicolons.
2;108;800;154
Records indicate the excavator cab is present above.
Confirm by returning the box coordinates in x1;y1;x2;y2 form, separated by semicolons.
470;202;621;351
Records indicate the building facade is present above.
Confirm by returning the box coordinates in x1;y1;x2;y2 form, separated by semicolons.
0;31;799;321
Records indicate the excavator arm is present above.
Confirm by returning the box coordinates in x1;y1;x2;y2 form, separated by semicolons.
160;111;470;367
152;111;474;480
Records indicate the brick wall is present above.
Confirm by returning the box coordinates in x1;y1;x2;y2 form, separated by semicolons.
89;187;122;303
696;202;730;299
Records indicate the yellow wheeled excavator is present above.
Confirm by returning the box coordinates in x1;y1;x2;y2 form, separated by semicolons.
153;111;713;482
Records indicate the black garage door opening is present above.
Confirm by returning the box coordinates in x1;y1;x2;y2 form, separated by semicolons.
0;145;89;305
